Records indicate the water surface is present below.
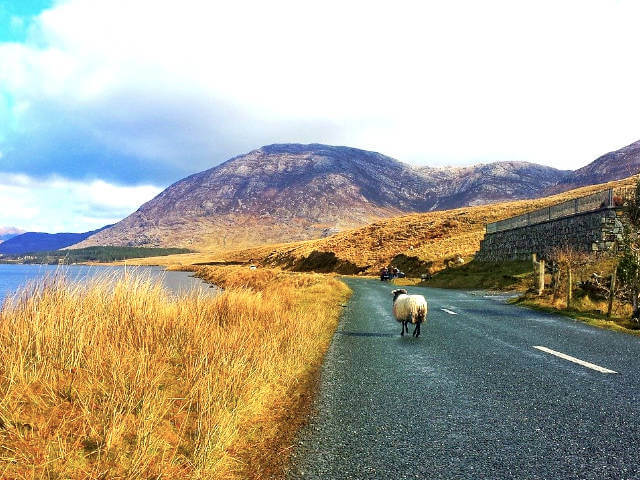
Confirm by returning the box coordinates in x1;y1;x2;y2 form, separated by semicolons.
0;264;211;303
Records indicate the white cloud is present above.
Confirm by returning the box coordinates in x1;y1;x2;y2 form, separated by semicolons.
1;0;640;179
0;173;161;232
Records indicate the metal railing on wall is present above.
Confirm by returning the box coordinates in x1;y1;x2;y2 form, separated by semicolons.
486;187;628;234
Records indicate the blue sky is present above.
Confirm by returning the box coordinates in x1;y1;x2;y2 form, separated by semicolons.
0;0;53;42
1;0;640;233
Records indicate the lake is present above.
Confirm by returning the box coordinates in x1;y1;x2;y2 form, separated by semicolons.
0;264;213;304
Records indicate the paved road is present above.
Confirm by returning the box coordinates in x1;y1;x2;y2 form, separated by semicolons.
287;278;640;479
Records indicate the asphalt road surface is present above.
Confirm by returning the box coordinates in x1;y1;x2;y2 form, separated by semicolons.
286;278;640;480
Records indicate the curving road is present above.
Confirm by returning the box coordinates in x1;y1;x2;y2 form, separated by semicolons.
287;278;640;480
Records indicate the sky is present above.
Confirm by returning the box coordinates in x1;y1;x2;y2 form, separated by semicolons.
1;0;639;232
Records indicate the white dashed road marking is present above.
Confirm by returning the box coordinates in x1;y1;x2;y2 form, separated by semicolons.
533;346;617;374
441;308;458;315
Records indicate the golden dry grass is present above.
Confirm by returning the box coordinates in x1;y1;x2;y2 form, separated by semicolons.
0;267;350;479
94;251;228;267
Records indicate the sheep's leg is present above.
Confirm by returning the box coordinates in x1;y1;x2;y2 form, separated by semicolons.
401;321;405;336
414;311;425;337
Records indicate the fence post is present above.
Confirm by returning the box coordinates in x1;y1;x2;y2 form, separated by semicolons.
538;259;545;296
566;265;572;309
608;188;613;208
607;265;617;318
548;206;551;221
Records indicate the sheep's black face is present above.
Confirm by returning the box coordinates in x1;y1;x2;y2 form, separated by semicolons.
391;289;408;302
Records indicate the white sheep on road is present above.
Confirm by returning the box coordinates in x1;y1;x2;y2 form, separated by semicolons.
391;289;428;337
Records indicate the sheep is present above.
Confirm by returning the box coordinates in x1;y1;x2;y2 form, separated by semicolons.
391;289;428;337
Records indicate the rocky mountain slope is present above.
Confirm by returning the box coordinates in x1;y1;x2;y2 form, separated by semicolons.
73;144;566;250
550;139;640;193
417;161;569;209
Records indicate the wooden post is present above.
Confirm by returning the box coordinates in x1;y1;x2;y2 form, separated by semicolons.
566;265;572;309
607;265;617;318
551;262;559;302
538;259;545;296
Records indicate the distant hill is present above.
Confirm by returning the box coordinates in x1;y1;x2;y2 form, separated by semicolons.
0;225;111;255
0;246;192;264
0;227;25;243
73;144;566;250
416;161;570;209
549;139;640;193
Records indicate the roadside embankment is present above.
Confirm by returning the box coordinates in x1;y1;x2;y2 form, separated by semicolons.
0;267;350;479
393;260;534;291
514;297;640;336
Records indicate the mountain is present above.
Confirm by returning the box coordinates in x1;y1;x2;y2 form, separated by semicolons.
0;227;25;243
550;139;640;193
417;161;570;209
73;144;567;250
0;225;111;256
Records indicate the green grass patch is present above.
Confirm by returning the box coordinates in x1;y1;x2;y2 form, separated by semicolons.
420;260;534;290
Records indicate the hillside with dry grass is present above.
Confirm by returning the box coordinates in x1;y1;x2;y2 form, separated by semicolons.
211;176;639;275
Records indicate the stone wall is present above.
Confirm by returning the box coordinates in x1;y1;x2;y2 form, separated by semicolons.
476;208;625;262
